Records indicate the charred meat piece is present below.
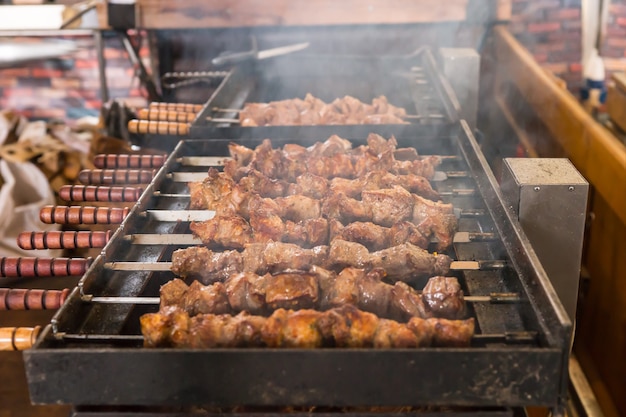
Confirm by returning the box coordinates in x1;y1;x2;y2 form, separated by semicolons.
262;241;330;273
361;186;414;227
412;194;458;251
188;168;235;210
389;281;430;322
428;317;475;347
171;246;242;284
183;281;232;316
374;318;421;348
141;305;190;348
421;276;466;319
224;272;267;315
317;305;379;347
190;215;253;249
367;242;452;282
265;271;320;311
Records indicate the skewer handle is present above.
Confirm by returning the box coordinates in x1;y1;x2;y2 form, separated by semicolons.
0;326;41;350
127;120;189;136
93;154;167;169
149;102;202;113
0;257;91;277
0;288;70;310
137;109;196;123
17;231;111;250
78;169;156;185
59;185;143;202
40;205;130;225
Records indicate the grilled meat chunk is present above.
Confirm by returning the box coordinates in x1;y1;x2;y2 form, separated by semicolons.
171;246;242;284
224;272;267;315
190;215;253;249
367;242;452;282
421;276;466;319
265;271;320;311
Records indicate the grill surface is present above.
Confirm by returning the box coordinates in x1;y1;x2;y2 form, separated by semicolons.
24;124;571;411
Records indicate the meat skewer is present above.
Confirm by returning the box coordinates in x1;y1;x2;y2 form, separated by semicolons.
157;267;466;320
168;241;453;284
222;135;441;181
234;94;413;127
140;304;475;349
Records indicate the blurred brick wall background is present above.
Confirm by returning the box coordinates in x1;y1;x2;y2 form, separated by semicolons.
0;33;149;121
509;0;626;94
2;2;626;121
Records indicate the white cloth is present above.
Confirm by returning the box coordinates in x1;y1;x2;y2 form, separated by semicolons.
0;159;61;257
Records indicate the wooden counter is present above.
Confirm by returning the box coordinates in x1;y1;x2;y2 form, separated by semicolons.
484;26;626;417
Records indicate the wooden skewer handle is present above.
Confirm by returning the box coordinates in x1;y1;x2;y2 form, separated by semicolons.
59;185;143;202
93;154;167;169
0;326;41;351
137;109;196;123
17;231;111;250
127;120;189;136
40;205;129;225
0;257;91;277
149;102;202;113
78;169;156;185
0;288;70;310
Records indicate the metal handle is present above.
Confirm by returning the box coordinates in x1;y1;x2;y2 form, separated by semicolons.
149;102;203;113
17;231;111;250
93;154;167;169
0;257;91;277
212;50;257;67
127;120;190;136
0;326;41;350
78;169;156;185
59;185;143;202
0;288;70;310
40;205;129;225
137;109;196;123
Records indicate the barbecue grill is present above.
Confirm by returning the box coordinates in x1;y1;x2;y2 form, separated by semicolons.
16;120;571;415
2;34;572;416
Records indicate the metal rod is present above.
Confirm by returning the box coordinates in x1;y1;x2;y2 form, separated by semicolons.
206;117;240;124
81;295;160;304
174;155;460;167
154;189;476;198
50;331;534;344
210;107;444;120
167;170;467;183
142;209;216;222
79;293;520;305
103;260;505;272
123;231;495;246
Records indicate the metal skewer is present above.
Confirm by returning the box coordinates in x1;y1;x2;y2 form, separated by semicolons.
79;292;521;305
139;208;486;222
122;231;496;246
153;188;476;198
103;260;507;272
174;154;461;166
166;170;467;183
210;107;445;120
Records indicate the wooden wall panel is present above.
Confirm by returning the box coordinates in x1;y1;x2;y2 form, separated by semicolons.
136;0;468;28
